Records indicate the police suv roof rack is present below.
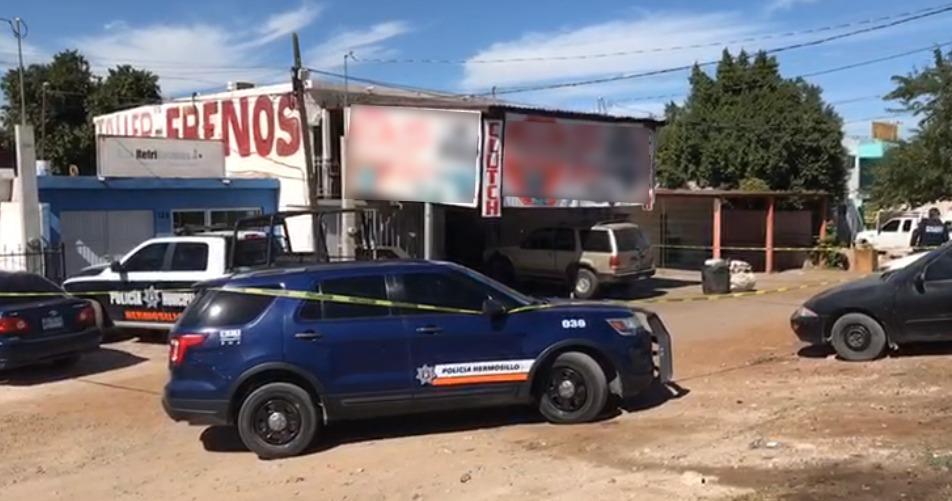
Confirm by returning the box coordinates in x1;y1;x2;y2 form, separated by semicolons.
593;218;631;226
174;224;232;236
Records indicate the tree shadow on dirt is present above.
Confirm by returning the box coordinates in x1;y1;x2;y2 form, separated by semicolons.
0;347;146;386
200;380;689;457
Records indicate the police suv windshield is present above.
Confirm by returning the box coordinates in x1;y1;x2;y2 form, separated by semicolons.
453;264;535;306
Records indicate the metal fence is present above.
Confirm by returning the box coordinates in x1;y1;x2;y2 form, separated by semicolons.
0;242;67;284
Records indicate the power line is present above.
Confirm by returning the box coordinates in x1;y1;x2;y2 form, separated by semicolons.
349;2;952;65
478;5;952;96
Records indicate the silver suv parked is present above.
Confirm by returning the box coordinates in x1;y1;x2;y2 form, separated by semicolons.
485;221;655;299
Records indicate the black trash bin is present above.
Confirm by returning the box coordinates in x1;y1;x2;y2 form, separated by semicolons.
702;259;730;294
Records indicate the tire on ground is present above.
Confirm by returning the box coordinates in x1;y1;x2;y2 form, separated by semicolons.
237;382;320;459
538;351;609;423
572;268;599;300
830;312;887;361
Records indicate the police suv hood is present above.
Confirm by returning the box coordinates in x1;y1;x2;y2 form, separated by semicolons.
803;275;889;315
539;297;641;315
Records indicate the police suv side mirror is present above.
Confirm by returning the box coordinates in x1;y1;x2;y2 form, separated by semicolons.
914;270;926;294
109;260;124;273
482;298;507;318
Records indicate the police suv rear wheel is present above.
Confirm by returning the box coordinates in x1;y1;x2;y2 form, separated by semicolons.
538;352;608;423
830;313;887;361
237;382;320;459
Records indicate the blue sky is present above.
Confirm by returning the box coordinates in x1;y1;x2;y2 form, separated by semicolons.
2;0;951;137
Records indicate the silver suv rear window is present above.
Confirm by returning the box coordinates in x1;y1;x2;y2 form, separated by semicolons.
613;228;648;251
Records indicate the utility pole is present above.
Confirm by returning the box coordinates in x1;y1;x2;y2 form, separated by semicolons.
291;33;326;260
339;52;356;260
1;17;28;126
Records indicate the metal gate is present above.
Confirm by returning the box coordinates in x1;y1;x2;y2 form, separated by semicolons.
60;210;154;276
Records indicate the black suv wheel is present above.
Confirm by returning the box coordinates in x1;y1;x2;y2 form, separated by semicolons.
237;382;320;459
538;352;608;423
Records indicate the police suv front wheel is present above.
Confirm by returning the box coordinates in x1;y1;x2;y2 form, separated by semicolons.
237;382;320;459
538;352;608;424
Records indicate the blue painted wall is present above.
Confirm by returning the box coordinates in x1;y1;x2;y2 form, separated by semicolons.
39;176;280;244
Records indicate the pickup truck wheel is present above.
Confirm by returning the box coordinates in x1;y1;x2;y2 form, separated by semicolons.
538;352;608;423
830;313;887;361
573;268;599;299
237;382;320;459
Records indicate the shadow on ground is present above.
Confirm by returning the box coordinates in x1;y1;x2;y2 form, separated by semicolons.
797;342;952;361
519;276;700;301
0;347;147;386
201;379;689;457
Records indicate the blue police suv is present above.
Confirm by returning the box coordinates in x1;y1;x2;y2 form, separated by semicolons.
163;260;673;458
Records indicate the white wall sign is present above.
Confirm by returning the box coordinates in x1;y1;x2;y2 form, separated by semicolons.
97;136;226;178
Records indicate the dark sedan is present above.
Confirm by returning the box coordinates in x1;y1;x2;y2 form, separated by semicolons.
0;272;101;371
791;244;952;361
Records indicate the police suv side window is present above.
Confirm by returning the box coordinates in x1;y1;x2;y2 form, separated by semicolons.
925;252;952;282
396;272;493;314
170;243;209;271
123;243;169;272
298;275;390;320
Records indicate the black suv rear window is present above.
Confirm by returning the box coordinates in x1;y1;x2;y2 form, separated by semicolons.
178;288;276;328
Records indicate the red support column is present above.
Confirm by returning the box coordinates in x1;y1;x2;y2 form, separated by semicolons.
713;197;722;259
766;196;776;273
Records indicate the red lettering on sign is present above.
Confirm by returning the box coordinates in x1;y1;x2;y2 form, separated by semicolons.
166;107;181;139
253;95;275;157
276;94;300;157
141;113;153;136
202;102;218;139
222;97;251;157
481;120;503;218
182;106;199;139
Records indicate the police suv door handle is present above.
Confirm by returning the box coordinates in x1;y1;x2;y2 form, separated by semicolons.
415;325;443;335
294;330;323;340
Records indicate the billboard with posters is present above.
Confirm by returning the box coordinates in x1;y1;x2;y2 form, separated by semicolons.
345;105;481;207
502;113;654;208
97;136;225;178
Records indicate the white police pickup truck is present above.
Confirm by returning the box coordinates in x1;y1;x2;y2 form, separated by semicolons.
63;233;272;330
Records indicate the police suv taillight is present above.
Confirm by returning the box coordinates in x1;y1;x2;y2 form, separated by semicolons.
606;317;640;336
169;333;207;366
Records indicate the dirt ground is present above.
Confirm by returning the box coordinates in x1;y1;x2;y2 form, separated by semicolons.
3;269;952;500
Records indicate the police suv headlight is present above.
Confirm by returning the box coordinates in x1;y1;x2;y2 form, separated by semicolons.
606;317;641;336
793;306;818;319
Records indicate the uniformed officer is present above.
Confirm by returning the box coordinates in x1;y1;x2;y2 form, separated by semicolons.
910;208;949;248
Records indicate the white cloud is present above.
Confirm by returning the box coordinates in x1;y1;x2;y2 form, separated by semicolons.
250;2;324;48
766;0;820;14
461;12;769;92
73;23;274;95
305;21;410;70
68;5;406;97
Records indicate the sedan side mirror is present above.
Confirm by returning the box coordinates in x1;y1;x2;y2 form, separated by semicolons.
482;298;507;319
109;260;124;273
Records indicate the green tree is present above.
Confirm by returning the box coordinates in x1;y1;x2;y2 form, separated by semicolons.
870;48;952;207
87;65;161;117
657;50;847;199
1;51;161;174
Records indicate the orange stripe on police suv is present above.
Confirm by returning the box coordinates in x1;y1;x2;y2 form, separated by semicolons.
431;373;529;386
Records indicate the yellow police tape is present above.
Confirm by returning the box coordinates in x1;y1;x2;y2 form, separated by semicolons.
0;279;846;313
654;244;941;253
